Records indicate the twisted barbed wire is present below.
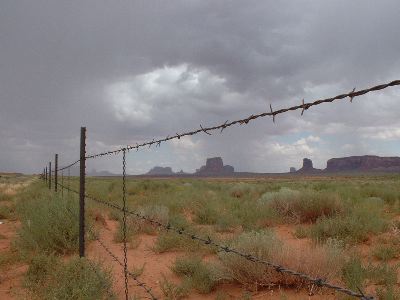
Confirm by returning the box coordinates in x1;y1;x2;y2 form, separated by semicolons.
62;185;374;300
82;79;399;159
58;159;80;172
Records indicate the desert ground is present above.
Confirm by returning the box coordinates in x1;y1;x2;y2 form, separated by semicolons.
1;174;400;299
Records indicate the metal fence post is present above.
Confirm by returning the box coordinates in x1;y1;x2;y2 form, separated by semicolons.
55;154;58;192
79;127;86;257
49;162;52;190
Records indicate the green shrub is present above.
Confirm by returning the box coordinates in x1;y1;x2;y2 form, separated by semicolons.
376;286;400;300
25;254;114;300
172;256;225;294
261;188;343;223
135;205;169;234
367;263;398;286
15;188;80;255
113;217;139;244
0;204;15;219
219;231;345;290
230;183;256;198
0;190;13;202
310;202;387;244
153;226;219;254
159;274;189;300
342;256;366;290
293;226;309;239
373;245;398;261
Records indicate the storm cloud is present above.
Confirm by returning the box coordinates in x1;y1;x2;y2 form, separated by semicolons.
1;1;399;174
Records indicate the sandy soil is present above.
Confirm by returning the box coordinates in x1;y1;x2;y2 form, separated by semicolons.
0;219;27;300
86;218;337;299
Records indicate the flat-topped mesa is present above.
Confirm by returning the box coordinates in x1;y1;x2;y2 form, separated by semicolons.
146;166;174;175
326;155;400;172
196;157;234;175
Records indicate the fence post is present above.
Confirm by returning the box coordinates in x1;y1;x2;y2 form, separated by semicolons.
79;127;86;257
45;166;47;182
49;162;52;190
55;154;58;192
61;171;64;198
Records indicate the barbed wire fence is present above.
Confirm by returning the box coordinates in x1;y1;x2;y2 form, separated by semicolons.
40;79;400;299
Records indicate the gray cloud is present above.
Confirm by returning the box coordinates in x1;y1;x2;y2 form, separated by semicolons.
1;0;399;174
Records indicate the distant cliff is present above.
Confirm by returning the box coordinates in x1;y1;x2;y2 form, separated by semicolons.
326;155;400;172
146;166;174;175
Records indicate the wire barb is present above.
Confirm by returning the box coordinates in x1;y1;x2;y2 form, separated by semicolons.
349;87;356;102
73;79;400;160
270;104;275;123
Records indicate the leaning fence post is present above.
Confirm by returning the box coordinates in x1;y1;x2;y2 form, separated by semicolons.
79;127;86;257
49;161;52;190
55;154;58;192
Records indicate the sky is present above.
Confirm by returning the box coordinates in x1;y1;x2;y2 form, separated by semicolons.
1;1;400;175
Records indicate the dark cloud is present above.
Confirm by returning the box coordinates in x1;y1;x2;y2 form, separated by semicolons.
1;0;399;174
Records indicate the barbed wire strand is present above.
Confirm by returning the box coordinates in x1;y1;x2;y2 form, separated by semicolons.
57;183;374;300
82;79;399;160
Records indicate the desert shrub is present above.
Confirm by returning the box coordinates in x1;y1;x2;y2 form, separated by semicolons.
113;217;140;249
230;183;256;198
0;249;20;269
0;204;15;219
153;228;218;254
0;190;13;202
361;185;399;205
293;226;309;239
373;245;398;261
342;256;366;290
172;256;227;294
25;254;114;300
219;230;345;290
261;188;343;223
15;188;80;255
108;209;121;221
135;205;169;234
231;198;278;230
159;274;189;300
310;202;387;244
193;200;219;225
367;263;398;286
376;286;400;300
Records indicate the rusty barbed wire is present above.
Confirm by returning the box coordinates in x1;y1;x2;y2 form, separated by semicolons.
58;159;80;172
80;79;400;160
62;185;374;300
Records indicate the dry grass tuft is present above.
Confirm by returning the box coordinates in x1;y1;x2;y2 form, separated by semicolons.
219;230;345;291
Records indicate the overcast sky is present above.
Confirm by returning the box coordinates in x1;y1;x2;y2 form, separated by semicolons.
1;1;400;174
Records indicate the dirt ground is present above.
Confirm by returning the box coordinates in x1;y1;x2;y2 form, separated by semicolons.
86;217;337;299
0;219;27;300
1;178;399;299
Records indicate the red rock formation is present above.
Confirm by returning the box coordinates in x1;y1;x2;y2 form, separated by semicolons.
296;158;321;173
326;155;400;172
196;157;234;175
